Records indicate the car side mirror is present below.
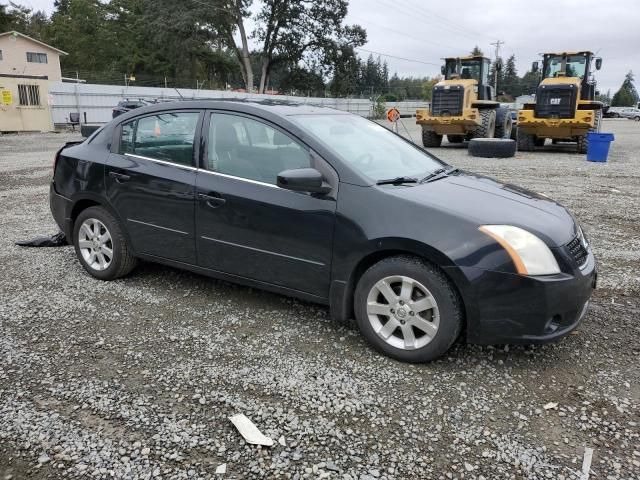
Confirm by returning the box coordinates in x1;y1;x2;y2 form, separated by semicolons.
595;57;602;70
277;168;331;194
531;61;539;73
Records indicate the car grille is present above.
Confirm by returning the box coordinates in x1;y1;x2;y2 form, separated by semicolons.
566;234;588;268
431;85;463;116
535;84;577;119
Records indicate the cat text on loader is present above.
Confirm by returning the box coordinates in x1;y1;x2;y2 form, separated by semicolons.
517;51;603;153
416;55;513;147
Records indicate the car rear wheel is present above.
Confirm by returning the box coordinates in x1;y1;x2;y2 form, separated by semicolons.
354;256;463;362
73;206;137;280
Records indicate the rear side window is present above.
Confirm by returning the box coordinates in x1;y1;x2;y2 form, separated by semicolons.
119;112;199;167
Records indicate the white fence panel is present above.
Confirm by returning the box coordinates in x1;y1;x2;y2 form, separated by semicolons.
48;83;375;125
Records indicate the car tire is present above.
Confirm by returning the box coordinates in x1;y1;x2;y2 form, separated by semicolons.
73;206;137;280
447;135;464;144
422;128;443;147
635;116;640;121
354;256;463;363
468;138;517;158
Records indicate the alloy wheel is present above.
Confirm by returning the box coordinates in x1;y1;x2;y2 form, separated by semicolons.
78;218;113;271
366;275;440;350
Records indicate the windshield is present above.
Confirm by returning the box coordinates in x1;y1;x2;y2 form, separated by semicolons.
445;59;482;81
544;54;588;79
290;114;443;182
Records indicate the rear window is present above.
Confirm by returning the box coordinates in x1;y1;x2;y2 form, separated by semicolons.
119;112;200;167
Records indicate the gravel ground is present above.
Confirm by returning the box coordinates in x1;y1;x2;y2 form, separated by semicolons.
0;119;638;480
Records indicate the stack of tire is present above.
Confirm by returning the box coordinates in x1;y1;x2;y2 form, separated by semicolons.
468;107;517;159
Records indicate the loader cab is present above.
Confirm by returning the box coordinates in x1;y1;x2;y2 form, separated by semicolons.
442;56;493;100
535;51;601;101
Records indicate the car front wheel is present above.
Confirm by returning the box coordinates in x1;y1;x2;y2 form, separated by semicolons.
354;256;463;362
73;206;137;280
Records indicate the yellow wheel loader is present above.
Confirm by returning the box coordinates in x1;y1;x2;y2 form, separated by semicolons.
416;55;512;147
517;51;603;153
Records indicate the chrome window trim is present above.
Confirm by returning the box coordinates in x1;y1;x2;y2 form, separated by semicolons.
124;153;197;172
196;168;280;189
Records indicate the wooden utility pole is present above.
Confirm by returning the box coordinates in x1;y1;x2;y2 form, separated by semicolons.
490;40;504;95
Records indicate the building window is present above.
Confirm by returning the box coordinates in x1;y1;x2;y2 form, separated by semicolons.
26;52;48;64
18;84;41;106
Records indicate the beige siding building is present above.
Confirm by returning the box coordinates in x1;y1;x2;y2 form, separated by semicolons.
0;31;67;132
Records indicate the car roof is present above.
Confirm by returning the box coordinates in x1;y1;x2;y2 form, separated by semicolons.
117;98;348;118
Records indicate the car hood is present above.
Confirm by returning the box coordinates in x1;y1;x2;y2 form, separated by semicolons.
388;171;577;247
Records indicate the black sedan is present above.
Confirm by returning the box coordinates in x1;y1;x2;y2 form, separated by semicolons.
50;100;596;362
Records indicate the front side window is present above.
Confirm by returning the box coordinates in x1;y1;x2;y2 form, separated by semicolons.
119;112;199;167
290;114;443;182
207;113;310;185
26;52;48;64
17;84;40;106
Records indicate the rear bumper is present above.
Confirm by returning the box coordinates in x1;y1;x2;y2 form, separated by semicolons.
416;108;481;135
49;182;73;238
447;251;597;345
517;109;595;137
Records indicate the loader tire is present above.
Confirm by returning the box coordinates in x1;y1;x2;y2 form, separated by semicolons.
422;128;443;147
468;138;517;158
495;107;513;139
447;135;464;144
534;137;546;147
474;109;496;139
577;109;602;154
518;132;536;151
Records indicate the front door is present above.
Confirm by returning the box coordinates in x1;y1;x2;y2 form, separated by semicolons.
106;110;202;264
195;112;337;298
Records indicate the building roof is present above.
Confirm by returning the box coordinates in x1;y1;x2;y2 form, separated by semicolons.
0;31;68;55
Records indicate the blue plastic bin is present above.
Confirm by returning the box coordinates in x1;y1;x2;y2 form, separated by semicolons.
586;132;614;162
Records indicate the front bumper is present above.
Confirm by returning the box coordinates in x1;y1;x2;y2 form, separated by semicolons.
446;251;597;345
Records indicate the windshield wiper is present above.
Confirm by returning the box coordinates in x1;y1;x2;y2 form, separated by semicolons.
376;176;418;185
420;167;459;183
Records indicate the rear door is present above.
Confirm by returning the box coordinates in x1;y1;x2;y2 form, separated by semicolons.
106;110;202;263
195;111;337;298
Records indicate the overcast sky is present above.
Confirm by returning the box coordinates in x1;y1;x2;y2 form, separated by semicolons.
13;0;640;94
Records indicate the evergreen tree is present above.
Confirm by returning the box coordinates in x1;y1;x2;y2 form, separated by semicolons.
470;46;484;56
501;55;520;97
612;71;638;106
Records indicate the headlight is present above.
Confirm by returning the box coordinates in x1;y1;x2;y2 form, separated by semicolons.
479;225;561;276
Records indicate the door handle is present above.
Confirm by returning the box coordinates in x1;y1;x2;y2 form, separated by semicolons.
198;192;226;208
109;171;131;183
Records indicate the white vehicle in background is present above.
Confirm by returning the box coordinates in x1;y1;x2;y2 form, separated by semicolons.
619;107;640;121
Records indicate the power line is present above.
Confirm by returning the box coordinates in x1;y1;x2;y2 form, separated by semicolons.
399;0;495;42
354;47;441;67
352;17;461;53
